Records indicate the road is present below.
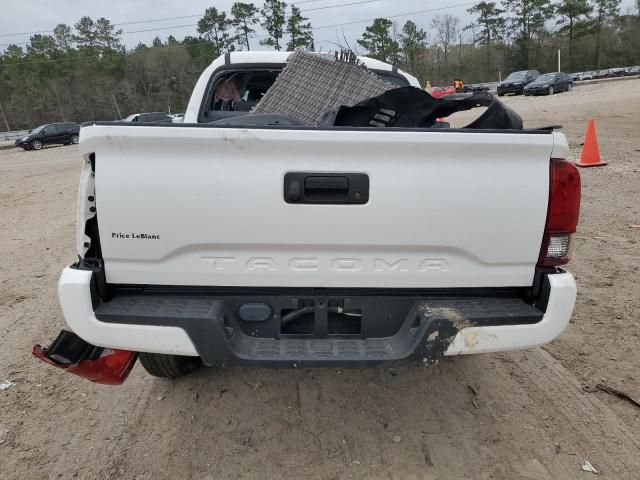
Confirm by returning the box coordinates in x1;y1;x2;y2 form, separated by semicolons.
1;79;639;479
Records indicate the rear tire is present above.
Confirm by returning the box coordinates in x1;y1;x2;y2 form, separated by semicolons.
567;83;573;91
139;352;202;378
548;86;554;95
70;134;79;144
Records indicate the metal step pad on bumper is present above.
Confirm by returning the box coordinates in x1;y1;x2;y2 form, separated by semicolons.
94;295;543;367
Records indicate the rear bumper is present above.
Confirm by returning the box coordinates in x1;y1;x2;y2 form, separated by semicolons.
497;85;524;95
58;267;576;366
524;88;549;95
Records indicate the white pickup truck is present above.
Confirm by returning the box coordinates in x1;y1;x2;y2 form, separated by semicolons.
34;51;580;384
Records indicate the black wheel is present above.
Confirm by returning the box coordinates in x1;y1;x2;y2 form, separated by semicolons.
498;93;504;97
31;139;43;150
70;134;79;144
548;86;554;95
139;352;202;378
567;83;573;91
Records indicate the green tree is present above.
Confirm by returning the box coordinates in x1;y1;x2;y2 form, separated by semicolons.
182;35;218;68
73;16;122;53
399;21;427;76
231;2;259;50
615;8;640;68
95;18;123;51
27;35;58;57
197;7;233;55
260;0;287;50
467;2;505;75
286;5;313;50
431;14;460;80
592;0;620;67
357;18;400;63
2;45;24;60
73;16;97;49
556;0;592;70
53;24;74;51
501;0;553;68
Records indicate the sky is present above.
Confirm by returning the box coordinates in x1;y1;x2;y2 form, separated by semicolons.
0;0;636;53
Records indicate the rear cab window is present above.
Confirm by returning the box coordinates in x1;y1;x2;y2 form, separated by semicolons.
199;65;410;122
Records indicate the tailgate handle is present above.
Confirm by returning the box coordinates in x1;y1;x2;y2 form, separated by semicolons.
285;173;369;205
305;176;349;191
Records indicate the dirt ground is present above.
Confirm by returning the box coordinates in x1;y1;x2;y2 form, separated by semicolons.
1;79;639;480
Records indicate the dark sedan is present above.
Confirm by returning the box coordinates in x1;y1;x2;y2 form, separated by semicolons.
625;66;640;76
15;122;81;150
497;70;540;96
124;112;173;123
524;72;573;96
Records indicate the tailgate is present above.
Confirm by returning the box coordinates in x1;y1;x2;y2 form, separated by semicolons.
81;124;553;288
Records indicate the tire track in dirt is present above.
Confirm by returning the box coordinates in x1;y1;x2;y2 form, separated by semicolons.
65;353;639;480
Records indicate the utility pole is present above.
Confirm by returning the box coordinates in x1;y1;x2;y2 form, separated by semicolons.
111;94;122;120
0;99;10;132
458;33;463;76
558;49;561;72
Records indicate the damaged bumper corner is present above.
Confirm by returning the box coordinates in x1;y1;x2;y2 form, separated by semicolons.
444;272;576;355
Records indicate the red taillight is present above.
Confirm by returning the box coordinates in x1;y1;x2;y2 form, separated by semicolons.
538;159;581;267
33;343;137;385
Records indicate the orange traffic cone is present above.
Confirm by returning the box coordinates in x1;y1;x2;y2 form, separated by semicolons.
576;119;607;167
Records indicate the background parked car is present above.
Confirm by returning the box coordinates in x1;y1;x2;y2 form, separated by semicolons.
497;70;540;96
524;72;573;95
14;122;80;150
624;66;640;76
425;86;457;98
462;84;490;93
580;71;596;80
594;70;610;79
124;112;173;123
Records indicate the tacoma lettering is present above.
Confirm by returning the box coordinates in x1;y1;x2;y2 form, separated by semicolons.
200;256;448;273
